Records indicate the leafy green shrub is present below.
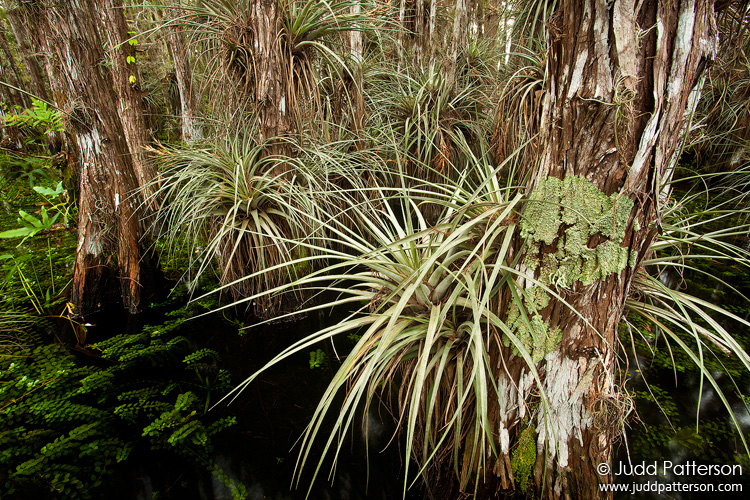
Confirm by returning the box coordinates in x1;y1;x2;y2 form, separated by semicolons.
4;98;64;136
308;348;328;370
0;181;75;245
0;343;127;498
0;304;243;499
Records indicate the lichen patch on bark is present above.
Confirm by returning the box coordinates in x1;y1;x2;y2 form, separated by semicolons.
520;175;634;288
504;286;562;364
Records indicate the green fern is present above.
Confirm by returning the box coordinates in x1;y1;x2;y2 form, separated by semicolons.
4;98;64;135
0;301;243;499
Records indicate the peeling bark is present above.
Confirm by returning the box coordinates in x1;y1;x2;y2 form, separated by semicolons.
491;1;719;499
100;0;157;206
0;22;29;109
0;23;26;148
5;3;64;153
5;6;46;105
447;0;470;82
396;0;436;70
249;0;286;147
221;0;288;163
38;0;158;316
350;0;365;132
428;0;438;70
164;0;202;143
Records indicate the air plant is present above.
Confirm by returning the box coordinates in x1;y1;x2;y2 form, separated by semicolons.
381;67;488;178
150;128;331;318
195;145;557;495
623;177;750;457
152;1;750;497
178;0;381;140
688;1;750;171
491;46;546;177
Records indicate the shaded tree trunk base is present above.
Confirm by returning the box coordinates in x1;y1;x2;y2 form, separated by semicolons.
71;251;164;320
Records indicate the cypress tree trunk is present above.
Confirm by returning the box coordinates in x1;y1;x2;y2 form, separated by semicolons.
250;0;287;151
488;1;719;498
396;0;437;70
350;0;365;133
99;0;157;206
164;0;202;143
5;6;46;105
0;23;29;109
447;0;470;82
0;23;26;149
220;0;287;162
5;3;64;153
38;0;158;316
397;0;407;67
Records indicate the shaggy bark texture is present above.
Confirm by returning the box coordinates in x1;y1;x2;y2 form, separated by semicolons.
489;1;718;499
38;0;159;316
165;0;203;143
99;0;157;206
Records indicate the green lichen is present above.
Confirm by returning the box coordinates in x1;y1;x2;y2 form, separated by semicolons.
520;175;635;288
504;287;561;364
519;178;565;245
510;424;537;494
505;176;635;363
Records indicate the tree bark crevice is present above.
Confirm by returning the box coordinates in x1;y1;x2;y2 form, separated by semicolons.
492;1;721;498
37;0;159;317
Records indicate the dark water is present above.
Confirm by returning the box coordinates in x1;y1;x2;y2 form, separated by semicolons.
88;298;750;500
612;268;750;499
86;304;422;500
21;263;749;500
613;369;750;499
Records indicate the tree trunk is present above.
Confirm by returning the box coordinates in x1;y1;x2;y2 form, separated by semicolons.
448;0;469;83
0;23;30;110
414;0;425;67
38;0;158;316
398;0;407;68
350;1;363;64
0;23;26;149
249;0;286;148
99;0;157;207
164;0;202;143
396;0;435;70
5;6;46;105
220;0;287;163
350;0;365;133
427;0;438;71
489;1;718;499
6;1;64;154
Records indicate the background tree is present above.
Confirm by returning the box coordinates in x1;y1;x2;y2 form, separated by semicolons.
0;22;25;148
163;0;202;142
3;1;64;153
0;23;27;109
33;0;158;316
